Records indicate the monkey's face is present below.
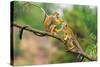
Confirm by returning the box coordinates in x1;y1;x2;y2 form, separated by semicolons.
53;12;59;16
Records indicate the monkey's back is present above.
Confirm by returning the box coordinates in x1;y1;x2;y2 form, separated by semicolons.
44;16;55;31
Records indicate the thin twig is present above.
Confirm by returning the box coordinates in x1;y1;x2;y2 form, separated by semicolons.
12;23;97;61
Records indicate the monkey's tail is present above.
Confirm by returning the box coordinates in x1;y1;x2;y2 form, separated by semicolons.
23;2;48;23
31;4;48;23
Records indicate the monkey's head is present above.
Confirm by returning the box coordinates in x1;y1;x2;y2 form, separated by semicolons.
62;22;68;29
53;12;64;24
52;12;59;16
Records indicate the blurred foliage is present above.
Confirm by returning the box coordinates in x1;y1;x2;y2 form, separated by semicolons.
13;1;97;65
51;51;78;63
83;43;97;61
14;32;21;56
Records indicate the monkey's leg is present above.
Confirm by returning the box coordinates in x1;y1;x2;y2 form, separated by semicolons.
68;39;76;50
49;25;56;34
64;35;68;41
65;39;75;52
69;43;75;50
48;25;54;32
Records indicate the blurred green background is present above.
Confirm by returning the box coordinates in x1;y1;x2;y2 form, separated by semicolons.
13;1;97;65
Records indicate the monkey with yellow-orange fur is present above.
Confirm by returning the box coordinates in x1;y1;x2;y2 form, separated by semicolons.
26;3;63;35
43;12;63;35
62;22;84;53
62;23;76;50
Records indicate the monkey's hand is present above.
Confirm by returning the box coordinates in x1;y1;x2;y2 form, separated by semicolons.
56;18;63;24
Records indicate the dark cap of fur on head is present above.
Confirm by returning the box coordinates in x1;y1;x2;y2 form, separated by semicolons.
52;12;59;16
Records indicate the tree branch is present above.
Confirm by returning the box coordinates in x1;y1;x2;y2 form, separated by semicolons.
12;23;97;61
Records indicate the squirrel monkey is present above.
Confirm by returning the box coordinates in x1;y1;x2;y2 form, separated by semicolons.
20;3;63;36
62;23;84;61
19;3;63;39
62;23;83;52
24;3;63;34
44;12;63;34
62;23;76;50
23;3;63;34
